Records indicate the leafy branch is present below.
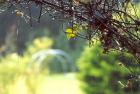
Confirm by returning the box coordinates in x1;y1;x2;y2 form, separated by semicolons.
0;0;140;61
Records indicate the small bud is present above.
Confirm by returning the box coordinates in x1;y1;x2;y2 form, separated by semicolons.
15;10;24;17
118;62;124;67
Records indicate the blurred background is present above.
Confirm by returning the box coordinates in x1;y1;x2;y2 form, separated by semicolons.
0;1;140;94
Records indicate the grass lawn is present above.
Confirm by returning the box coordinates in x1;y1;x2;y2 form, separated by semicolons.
8;73;83;94
37;73;83;94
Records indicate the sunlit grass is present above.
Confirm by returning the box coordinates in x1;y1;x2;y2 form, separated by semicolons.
38;73;83;94
1;73;82;94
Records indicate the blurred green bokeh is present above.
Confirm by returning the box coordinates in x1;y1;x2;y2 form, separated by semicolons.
77;42;140;94
0;2;140;94
0;36;82;94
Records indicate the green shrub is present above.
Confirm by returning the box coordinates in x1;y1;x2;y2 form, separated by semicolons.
77;43;139;94
25;37;53;55
0;37;53;94
0;53;46;94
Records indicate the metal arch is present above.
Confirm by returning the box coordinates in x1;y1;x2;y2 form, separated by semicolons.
28;49;76;72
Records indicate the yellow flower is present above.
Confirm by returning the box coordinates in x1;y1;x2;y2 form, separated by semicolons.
65;28;76;39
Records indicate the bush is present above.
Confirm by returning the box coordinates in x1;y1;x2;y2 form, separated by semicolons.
0;53;47;94
0;60;32;94
77;43;140;94
25;37;53;55
0;37;53;94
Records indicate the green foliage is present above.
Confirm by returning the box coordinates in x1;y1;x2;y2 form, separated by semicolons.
136;3;140;17
0;56;44;94
25;37;53;55
0;35;81;93
0;37;54;94
77;42;139;94
24;37;54;72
